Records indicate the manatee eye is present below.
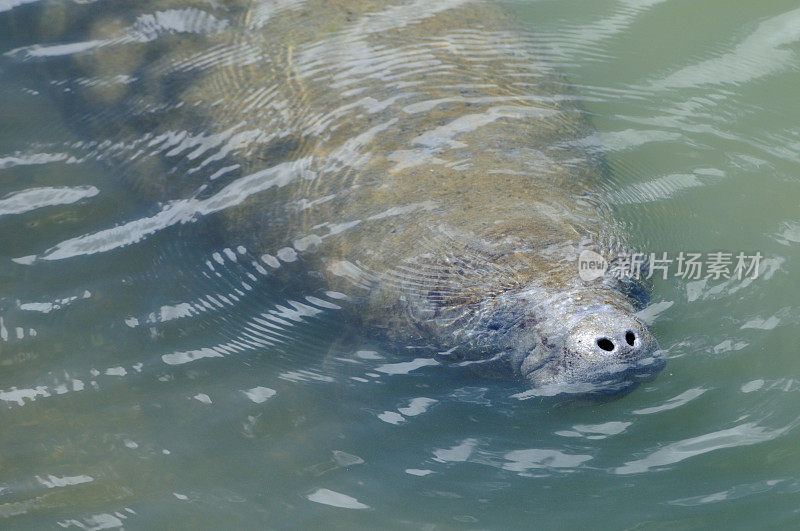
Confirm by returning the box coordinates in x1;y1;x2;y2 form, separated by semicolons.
625;330;636;346
596;337;615;351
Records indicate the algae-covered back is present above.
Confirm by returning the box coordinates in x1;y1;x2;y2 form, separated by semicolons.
13;0;610;274
8;0;648;379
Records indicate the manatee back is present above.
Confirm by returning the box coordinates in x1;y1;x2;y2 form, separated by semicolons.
8;0;611;303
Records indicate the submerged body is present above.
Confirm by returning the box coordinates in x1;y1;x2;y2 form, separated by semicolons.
19;0;663;393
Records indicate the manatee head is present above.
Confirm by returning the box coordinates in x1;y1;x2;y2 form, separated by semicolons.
520;300;664;396
439;279;665;397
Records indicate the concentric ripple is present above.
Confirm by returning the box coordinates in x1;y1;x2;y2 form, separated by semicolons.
1;0;800;528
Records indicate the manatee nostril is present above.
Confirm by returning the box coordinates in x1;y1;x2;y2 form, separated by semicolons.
596;337;615;352
625;330;636;346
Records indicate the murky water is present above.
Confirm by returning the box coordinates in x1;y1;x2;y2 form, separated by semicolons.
1;0;800;528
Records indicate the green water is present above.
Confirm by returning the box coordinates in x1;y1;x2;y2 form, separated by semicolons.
1;0;800;528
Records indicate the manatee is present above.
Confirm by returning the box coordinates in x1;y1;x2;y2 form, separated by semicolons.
12;0;664;394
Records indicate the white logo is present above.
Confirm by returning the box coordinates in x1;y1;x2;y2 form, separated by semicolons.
578;250;607;281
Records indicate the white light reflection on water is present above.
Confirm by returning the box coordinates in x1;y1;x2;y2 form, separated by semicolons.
1;0;800;528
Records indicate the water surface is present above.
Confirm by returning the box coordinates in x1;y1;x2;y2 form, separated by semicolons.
1;0;800;528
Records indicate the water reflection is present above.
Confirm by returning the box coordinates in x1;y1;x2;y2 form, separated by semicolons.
1;0;800;528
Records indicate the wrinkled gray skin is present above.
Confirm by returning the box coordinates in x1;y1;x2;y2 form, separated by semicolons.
23;0;664;394
433;284;663;395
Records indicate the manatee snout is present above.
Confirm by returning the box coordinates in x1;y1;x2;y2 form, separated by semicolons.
566;312;655;362
519;306;665;394
562;311;664;388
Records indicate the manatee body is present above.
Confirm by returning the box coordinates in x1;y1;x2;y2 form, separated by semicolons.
20;0;663;393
